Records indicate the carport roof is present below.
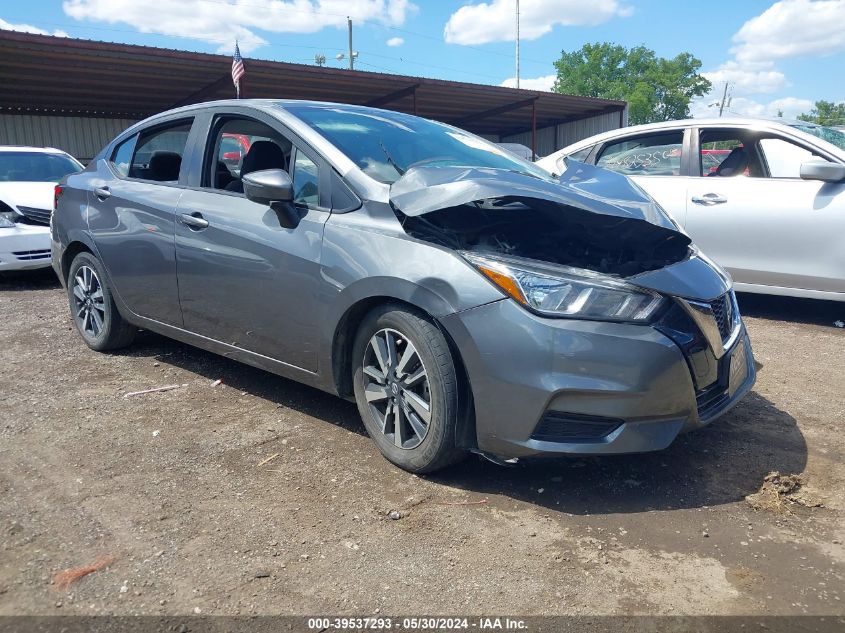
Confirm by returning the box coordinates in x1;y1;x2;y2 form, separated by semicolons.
0;30;625;137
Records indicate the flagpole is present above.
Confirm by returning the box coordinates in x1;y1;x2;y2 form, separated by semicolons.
232;39;245;99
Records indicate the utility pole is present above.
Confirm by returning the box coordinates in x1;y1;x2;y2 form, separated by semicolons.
718;81;729;117
515;0;520;89
347;17;354;70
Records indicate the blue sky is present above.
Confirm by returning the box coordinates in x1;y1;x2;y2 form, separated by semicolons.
2;0;843;119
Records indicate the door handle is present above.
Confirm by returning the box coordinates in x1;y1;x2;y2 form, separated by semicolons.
93;186;111;200
179;212;209;229
691;193;728;205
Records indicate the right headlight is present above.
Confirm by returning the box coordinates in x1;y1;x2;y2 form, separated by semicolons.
462;252;665;323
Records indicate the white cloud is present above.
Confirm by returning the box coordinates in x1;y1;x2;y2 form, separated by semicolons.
691;1;844;124
731;0;845;65
703;60;787;95
444;0;631;45
386;36;404;47
62;0;417;53
0;17;68;37
691;95;812;120
499;74;555;91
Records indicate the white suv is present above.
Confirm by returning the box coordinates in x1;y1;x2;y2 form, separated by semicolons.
0;146;83;271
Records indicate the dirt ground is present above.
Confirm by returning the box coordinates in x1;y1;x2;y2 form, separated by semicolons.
1;269;843;617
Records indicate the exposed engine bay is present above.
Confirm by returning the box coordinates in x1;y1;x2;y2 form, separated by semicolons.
399;196;691;278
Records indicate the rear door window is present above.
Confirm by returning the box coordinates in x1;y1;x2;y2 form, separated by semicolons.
125;120;193;182
596;132;684;176
567;146;593;163
110;135;137;177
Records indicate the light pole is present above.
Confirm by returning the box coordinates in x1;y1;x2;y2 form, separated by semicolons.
348;17;354;70
515;0;520;89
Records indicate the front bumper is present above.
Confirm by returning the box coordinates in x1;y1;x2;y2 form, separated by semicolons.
440;298;755;459
0;224;52;271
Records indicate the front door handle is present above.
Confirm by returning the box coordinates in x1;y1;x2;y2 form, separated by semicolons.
179;212;209;229
691;193;728;205
94;186;111;200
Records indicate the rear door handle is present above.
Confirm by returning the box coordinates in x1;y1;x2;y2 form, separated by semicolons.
179;212;209;230
691;193;728;205
94;186;111;200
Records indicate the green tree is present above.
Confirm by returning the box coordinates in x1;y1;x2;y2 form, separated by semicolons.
552;43;711;125
797;100;845;126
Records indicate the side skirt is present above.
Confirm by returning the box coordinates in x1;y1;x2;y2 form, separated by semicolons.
126;312;334;394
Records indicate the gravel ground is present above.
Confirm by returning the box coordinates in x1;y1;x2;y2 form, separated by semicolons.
0;269;843;617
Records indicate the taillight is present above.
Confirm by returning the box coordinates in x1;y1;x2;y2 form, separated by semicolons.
54;184;63;212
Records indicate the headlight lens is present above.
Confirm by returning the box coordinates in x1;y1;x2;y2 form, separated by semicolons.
462;252;665;323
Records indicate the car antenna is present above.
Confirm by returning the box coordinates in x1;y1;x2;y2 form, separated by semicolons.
379;140;405;176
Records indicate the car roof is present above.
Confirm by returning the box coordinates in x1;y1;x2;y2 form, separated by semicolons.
139;99;408;120
0;145;70;154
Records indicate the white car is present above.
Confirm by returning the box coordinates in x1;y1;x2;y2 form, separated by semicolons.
0;146;83;271
536;118;845;302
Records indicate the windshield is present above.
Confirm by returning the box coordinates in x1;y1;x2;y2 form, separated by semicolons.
284;104;553;185
790;123;845;150
0;152;82;182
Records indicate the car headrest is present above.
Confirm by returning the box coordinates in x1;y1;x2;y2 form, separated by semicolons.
241;141;285;176
149;151;182;181
715;147;748;177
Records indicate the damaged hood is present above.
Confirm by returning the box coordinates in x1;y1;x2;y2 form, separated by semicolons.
388;163;680;232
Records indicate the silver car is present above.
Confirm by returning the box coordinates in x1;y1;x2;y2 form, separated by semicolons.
537;118;845;302
51;100;755;472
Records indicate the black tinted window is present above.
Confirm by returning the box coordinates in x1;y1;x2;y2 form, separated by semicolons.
128;120;193;182
0;152;81;182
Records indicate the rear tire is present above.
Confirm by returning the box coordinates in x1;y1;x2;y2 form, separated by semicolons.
352;304;466;473
67;251;136;351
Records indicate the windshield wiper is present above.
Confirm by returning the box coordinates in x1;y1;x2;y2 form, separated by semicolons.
379;141;405;176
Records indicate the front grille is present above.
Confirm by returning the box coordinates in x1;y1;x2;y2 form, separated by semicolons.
710;294;733;341
13;249;51;261
531;412;623;443
696;382;730;419
17;206;52;226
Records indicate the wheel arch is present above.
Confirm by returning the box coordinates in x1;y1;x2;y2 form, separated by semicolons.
330;294;477;451
60;238;97;283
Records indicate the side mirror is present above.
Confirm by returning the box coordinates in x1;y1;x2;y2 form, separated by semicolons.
799;160;845;183
242;168;294;204
242;168;300;229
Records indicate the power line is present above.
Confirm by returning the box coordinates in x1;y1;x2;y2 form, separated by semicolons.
16;19;508;81
16;0;554;68
10;2;551;82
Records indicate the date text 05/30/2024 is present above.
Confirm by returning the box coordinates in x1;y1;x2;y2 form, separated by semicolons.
307;617;528;630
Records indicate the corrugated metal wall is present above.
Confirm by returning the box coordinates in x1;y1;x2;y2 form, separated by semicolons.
501;109;626;157
0;115;136;163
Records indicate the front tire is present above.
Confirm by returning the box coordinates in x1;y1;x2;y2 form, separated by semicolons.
352;305;466;473
67;251;136;351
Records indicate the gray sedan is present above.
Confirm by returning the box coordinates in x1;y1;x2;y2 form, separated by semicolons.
51;100;755;472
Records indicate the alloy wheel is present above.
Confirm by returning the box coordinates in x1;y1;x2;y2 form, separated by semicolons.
362;328;432;450
72;265;106;338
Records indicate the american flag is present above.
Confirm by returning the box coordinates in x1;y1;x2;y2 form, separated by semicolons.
232;41;245;97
